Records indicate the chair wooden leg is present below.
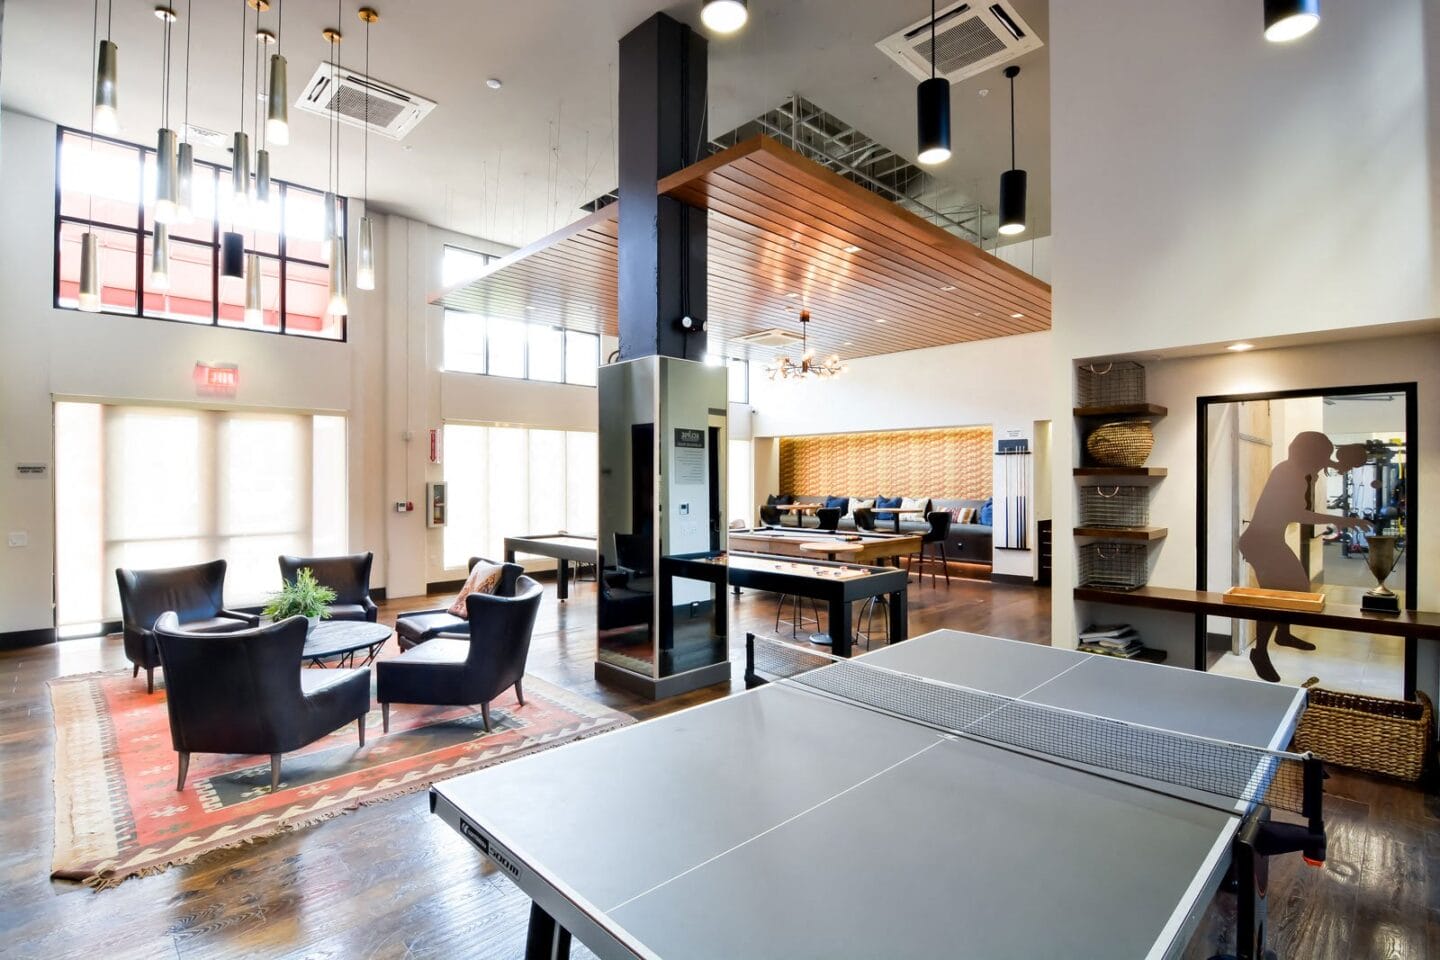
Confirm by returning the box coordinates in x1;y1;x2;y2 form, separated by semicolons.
514;679;525;706
940;542;951;584
132;663;140;678
176;752;190;791
357;715;366;747
382;702;390;733
481;702;492;733
146;668;155;695
270;754;282;791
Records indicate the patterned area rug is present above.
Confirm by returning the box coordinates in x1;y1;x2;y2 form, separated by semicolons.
49;670;632;887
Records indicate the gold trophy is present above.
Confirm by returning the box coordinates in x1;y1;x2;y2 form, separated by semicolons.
1361;535;1404;614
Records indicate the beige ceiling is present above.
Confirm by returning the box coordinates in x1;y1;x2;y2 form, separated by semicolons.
1;0;1050;250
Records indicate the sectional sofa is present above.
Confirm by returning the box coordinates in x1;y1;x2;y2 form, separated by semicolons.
764;494;993;566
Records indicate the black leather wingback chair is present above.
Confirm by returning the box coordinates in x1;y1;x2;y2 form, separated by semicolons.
394;556;524;650
153;612;370;791
816;507;842;533
910;511;953;586
278;552;378;622
854;507;877;532
117;560;260;693
759;504;782;527
378;575;543;733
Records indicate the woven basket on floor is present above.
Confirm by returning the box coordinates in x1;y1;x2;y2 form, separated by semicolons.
1085;421;1154;468
1291;688;1433;781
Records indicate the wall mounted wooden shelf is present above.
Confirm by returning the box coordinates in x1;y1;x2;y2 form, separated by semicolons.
1073;403;1168;418
1073;526;1168;541
1073;467;1168;478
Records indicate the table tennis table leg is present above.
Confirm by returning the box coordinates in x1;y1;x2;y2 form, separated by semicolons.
829;599;853;657
525;901;572;960
557;559;570;602
887;589;908;644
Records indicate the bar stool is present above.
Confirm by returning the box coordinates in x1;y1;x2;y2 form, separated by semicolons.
908;511;953;586
774;594;823;637
853;594;888;650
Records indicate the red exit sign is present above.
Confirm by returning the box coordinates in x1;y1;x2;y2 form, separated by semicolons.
194;362;240;396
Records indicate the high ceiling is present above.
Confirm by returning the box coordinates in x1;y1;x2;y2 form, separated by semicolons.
1;0;1050;251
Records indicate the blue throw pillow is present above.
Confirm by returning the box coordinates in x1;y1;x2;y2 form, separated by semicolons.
978;498;994;526
875;495;902;522
824;495;849;516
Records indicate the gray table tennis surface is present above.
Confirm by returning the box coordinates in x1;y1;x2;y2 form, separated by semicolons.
431;629;1307;960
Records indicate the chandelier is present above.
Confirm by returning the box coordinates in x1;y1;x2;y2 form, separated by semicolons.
766;310;848;381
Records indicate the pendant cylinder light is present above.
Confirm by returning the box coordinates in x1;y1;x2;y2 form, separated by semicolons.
79;232;103;311
916;78;951;165
231;132;251;206
700;0;747;34
1264;0;1319;42
915;0;950;166
255;149;271;205
151;223;172;290
221;230;245;283
327;236;349;316
176;141;194;222
997;65;1026;236
244;253;263;325
324;191;338;251
154;127;180;224
356;216;375;290
94;39;119;134
266;55;290;144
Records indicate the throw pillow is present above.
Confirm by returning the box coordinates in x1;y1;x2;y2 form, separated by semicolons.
850;498;875;517
448;561;505;619
979;498;994;526
899;497;928;517
824;495;850;516
950;506;976;524
874;495;901;521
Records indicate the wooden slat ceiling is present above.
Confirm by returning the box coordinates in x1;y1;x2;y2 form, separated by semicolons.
435;135;1051;363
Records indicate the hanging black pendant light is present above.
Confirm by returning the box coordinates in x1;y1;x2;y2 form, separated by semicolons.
221;230;245;282
915;0;950;165
1264;0;1319;42
997;65;1026;237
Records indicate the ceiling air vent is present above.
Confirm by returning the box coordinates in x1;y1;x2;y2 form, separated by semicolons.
296;63;435;140
876;1;1042;85
733;328;803;349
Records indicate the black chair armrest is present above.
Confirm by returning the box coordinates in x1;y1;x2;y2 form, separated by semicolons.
396;606;452;620
219;608;261;627
362;598;379;622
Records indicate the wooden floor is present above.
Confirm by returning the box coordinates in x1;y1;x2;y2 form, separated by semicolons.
1;573;1436;959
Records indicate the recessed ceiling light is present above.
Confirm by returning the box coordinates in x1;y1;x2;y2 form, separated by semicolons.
844;341;853;346
843;244;861;254
784;292;799;298
1228;342;1256;352
1010;312;1024;319
875;318;887;323
940;284;956;292
486;78;503;90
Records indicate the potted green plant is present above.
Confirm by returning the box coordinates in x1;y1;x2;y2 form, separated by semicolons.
263;567;336;636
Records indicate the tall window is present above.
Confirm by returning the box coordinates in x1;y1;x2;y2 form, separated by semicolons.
441;244;492;287
727;358;749;403
728;439;754;527
53;401;348;625
55;127;346;340
443;310;600;386
442;424;597;568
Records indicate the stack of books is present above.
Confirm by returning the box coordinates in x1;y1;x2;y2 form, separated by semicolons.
1077;623;1144;659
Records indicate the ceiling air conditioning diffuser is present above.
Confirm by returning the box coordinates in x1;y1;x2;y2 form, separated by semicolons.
876;1;1043;85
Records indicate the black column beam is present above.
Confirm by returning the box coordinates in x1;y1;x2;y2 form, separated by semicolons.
617;13;708;361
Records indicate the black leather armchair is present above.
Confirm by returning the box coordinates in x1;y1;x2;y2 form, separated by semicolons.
759;504;782;527
394;556;524;650
278;552;378;622
116;560;260;693
816;507;842;533
153;612;370;791
378;575;543;733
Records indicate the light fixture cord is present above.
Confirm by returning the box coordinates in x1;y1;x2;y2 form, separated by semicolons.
363;11;370;207
1008;70;1016;169
276;0;283;54
237;0;246;134
183;0;192;142
930;0;936;79
88;0;99;224
255;29;264;151
162;9;173;131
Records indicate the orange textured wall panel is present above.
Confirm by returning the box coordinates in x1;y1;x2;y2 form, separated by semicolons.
778;427;992;498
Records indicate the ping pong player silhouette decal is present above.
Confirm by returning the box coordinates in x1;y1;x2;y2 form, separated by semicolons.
1239;431;1372;681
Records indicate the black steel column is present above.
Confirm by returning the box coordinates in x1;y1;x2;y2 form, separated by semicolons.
617;13;708;361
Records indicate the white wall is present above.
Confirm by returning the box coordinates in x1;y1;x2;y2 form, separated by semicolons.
750;331;1053;579
1049;0;1440;654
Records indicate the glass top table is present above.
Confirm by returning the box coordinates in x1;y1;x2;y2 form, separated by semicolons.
302;620;392;668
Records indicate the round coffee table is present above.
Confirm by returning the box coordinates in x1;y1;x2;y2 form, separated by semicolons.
303;620;392;667
799;541;865;563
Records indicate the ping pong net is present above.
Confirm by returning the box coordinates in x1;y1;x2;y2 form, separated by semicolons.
745;634;1325;825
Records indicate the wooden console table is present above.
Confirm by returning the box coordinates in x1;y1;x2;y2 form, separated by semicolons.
1075;585;1440;699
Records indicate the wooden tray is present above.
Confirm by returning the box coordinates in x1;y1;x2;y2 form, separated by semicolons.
1222;586;1326;612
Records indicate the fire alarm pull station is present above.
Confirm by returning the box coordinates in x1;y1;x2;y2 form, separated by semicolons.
427;482;447;528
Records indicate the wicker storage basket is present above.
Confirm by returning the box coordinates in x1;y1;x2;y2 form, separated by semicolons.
1291;689;1433;781
1086;421;1155;468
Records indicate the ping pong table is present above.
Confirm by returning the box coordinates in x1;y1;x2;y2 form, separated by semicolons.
431;629;1326;960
